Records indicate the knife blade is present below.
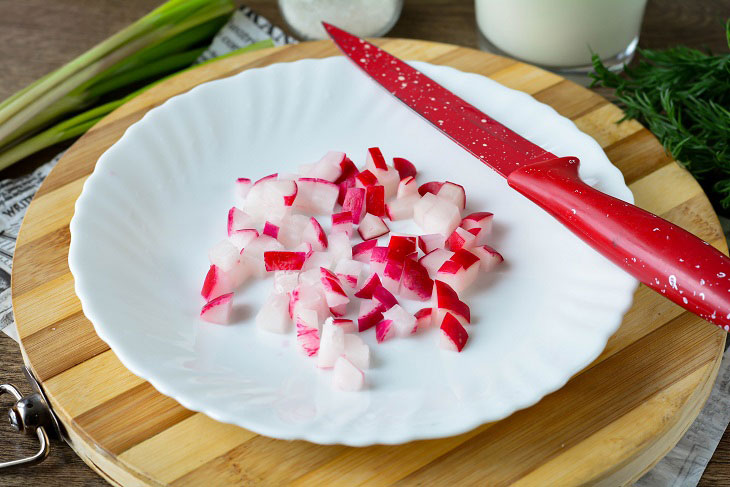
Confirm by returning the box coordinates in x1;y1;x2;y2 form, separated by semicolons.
324;22;730;332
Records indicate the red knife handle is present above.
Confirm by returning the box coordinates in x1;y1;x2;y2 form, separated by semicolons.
507;156;730;331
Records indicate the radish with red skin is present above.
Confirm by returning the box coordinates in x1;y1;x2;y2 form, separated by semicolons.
256;291;291;333
354;273;381;299
333;318;356;334
414;308;433;332
382;259;404;294
264;251;306;272
263;221;279;239
334;259;364;289
334;156;359;183
385;194;419;221
450;248;481;270
302;250;334;271
383;305;417;337
343;334;369;369
295;178;338;215
396;176;418;198
418;181;444;196
357;300;383;332
436;257;479;293
417;234;446;254
329;304;348;317
296;323;320;356
372;285;398;311
293;241;313;260
352;239;377;262
446;227;478;251
201;265;232;301
369;246;388;276
439;312;469;352
331;211;354;237
365;147;388;171
413;193;461;236
307;150;346;181
472;245;504;271
318;320;345;368
373;168;400;199
355;170;379;188
358;213;389;240
200;293;234;324
301;217;328;251
400;258;434;301
296;309;319;331
437;181;466;209
254;173;277;185
320;267;350;308
234;178;252;208
240;235;284;277
290;285;329;323
387;235;417;261
333;356;365;391
375;319;395;343
337;174;357;206
228;229;259;252
365;185;386;217
342;187;366;223
208;240;239;272
461;212;494;245
419;248;454;277
393;157;417;179
227;207;256;235
432;280;471;326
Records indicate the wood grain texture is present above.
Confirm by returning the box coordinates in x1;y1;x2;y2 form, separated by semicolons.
8;37;727;486
2;1;730;486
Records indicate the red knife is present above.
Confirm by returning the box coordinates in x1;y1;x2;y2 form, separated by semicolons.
324;22;730;332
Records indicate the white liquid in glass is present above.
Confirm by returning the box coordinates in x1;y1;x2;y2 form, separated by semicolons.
476;0;648;67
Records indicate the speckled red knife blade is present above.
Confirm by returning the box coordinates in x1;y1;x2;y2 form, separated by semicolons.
323;22;554;177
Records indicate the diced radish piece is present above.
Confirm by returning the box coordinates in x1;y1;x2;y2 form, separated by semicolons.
255;291;291;333
396;176;418;198
334;156;359;184
330;303;348;317
436;258;479;293
383;305;417;337
228;229;259;252
417;234;446;254
432;280;471;326
358;213;390;240
243;179;290;223
344;334;369;369
439;312;469;352
333;356;365;391
342;187;366;223
234;178;252;208
263;221;279;239
418;181;444;196
385;194;419;221
374;167;400;200
302;217;328;251
472;245;505;271
320;268;350;308
382;259;403;294
200;293;233;324
393;157;417;179
264;251;306;271
307;150;345;181
461;212;494;245
373;285;398;311
302;250;333;271
400;258;434;301
201;265;232;300
414;308;433;332
334;318;356;334
298;267;322;286
328;232;352;262
406;251;419;261
419;248;454;277
437;181;466;209
296;323;320;356
290;285;329;323
296;308;319;331
254;173;277;185
298;162;316;177
352;239;377;262
332;211;354;237
274;271;300;294
227;207;256;235
318;320;345;368
334;259;364;289
355;170;379;188
365;185;386;217
366;147;388;171
450;248;481;270
375;319;395;343
414;193;461;236
354;273;381;299
241;235;284;277
277;214;309;249
387;235;417;261
358;300;383;332
294;241;314;260
446;227;477;251
295;178;338;215
209;239;239;272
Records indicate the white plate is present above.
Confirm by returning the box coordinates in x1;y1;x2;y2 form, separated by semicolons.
69;56;637;446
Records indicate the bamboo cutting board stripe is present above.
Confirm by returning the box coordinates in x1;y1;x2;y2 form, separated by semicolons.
12;40;726;486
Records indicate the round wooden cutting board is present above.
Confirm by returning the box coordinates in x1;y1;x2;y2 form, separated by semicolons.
11;39;727;486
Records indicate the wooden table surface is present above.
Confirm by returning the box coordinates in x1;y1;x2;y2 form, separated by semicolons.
0;0;728;485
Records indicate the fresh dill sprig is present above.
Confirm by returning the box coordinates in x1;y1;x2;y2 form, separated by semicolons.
589;20;730;214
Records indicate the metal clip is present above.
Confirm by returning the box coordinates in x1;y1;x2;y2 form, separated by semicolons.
0;367;62;469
